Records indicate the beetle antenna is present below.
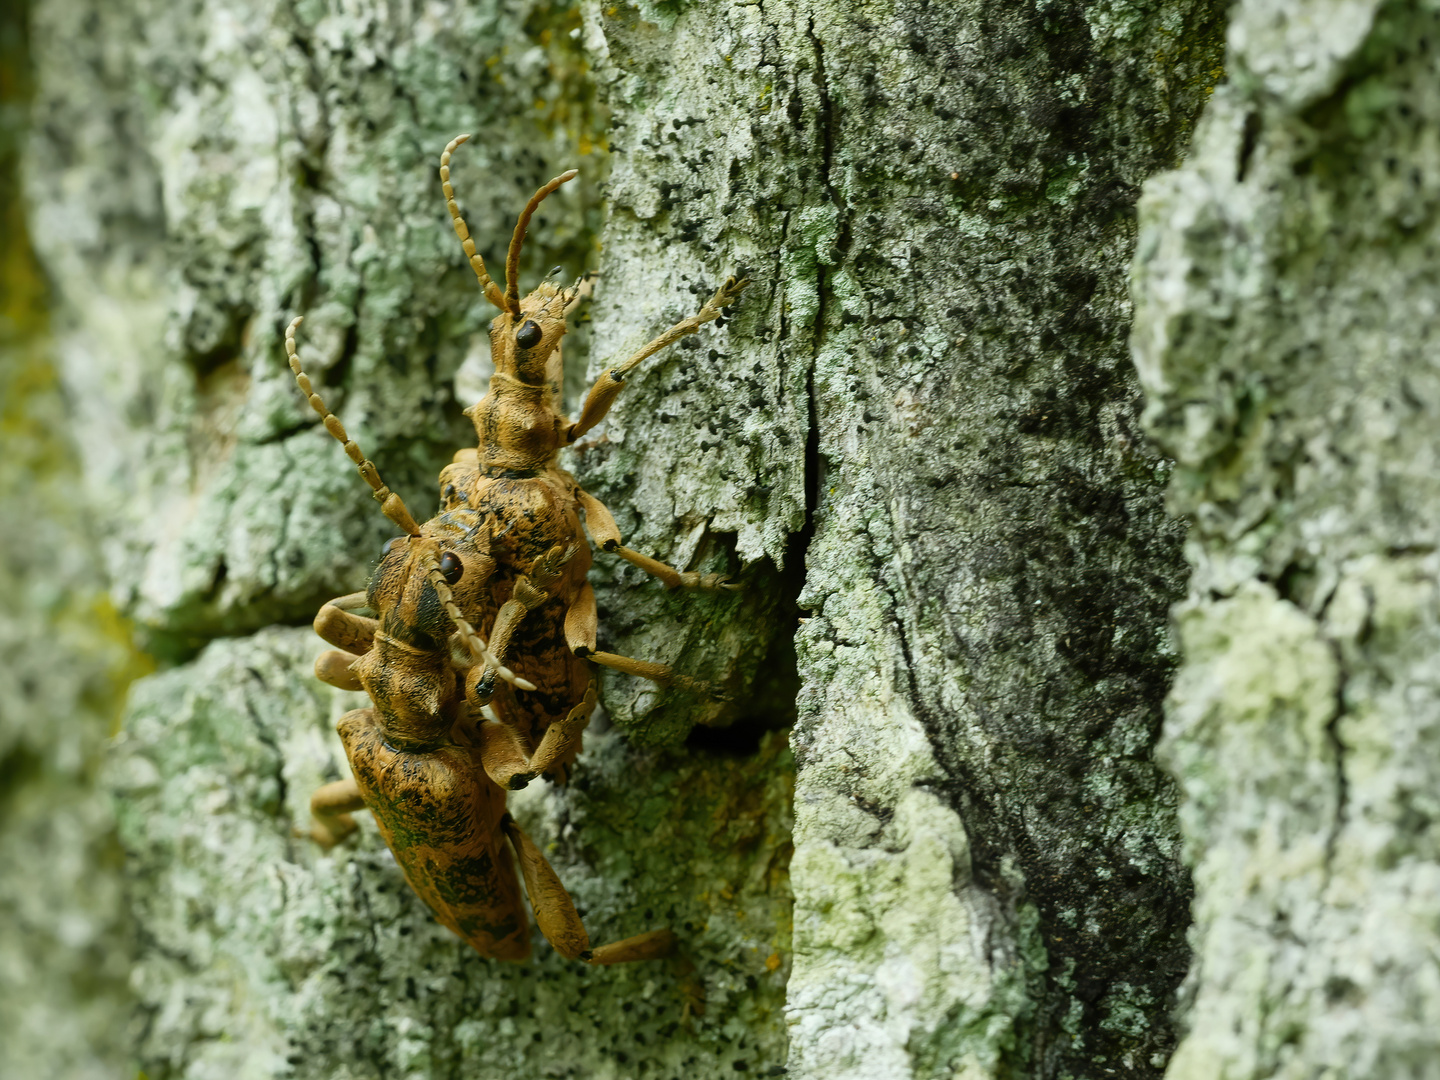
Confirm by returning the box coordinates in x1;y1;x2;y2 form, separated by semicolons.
505;169;578;315
440;135;510;314
286;317;422;537
421;554;537;691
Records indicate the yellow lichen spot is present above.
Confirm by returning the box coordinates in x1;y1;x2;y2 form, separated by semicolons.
766;952;782;972
605;4;617;14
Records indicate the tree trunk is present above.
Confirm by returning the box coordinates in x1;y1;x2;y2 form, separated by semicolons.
23;0;1436;1078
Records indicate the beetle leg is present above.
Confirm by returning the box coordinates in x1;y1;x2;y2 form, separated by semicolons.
584;650;725;698
476;677;595;790
564;582;725;698
588;929;676;965
309;777;365;846
565;276;749;444
478;718;535;790
576;489;738;592
612;545;738;592
314;593;377;654
502;815;590;960
482;598;531;674
502;815;673;965
527;678;597;777
564;581;599;652
492;543;578;663
314;649;364;691
467;543;580;706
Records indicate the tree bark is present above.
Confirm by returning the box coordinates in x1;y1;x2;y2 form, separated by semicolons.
1131;0;1440;1074
1;0;1294;1077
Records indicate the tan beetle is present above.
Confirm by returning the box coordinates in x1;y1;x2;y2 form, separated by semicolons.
288;135;748;963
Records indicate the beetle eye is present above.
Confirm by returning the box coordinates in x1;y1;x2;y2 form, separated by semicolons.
439;551;464;585
516;320;543;349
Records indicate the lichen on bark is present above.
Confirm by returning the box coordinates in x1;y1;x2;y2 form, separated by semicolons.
112;627;794;1077
588;0;1225;1074
1132;0;1440;1074
0;3;146;1071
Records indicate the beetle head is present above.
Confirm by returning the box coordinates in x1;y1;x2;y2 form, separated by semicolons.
366;513;490;651
488;279;583;387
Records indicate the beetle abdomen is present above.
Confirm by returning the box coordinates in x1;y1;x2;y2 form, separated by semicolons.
337;708;529;960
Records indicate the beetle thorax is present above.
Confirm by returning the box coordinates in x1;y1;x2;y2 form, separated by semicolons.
466;378;564;473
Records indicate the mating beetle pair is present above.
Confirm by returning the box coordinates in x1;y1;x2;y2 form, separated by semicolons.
287;135;747;963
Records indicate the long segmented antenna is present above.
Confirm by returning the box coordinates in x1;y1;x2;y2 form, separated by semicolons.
505;168;578;314
440;135;509;314
422;555;536;692
286;317;422;536
440;136;577;317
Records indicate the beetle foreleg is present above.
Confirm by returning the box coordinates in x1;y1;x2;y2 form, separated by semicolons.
565;275;750;444
466;543;580;705
314;593;377;655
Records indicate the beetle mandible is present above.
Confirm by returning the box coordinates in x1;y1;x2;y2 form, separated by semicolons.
287;134;748;964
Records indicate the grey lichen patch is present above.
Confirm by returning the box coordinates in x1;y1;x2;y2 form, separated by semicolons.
578;0;813;569
17;0;1261;1073
113;626;794;1079
1132;0;1440;1073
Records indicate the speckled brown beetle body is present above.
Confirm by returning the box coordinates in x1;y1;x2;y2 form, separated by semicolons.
287;136;747;964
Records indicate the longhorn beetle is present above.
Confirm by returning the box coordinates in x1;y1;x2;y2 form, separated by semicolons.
288;134;748;963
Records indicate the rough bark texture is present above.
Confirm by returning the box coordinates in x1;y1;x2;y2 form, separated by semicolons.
1131;0;1440;1075
3;0;1249;1077
542;0;1226;1074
